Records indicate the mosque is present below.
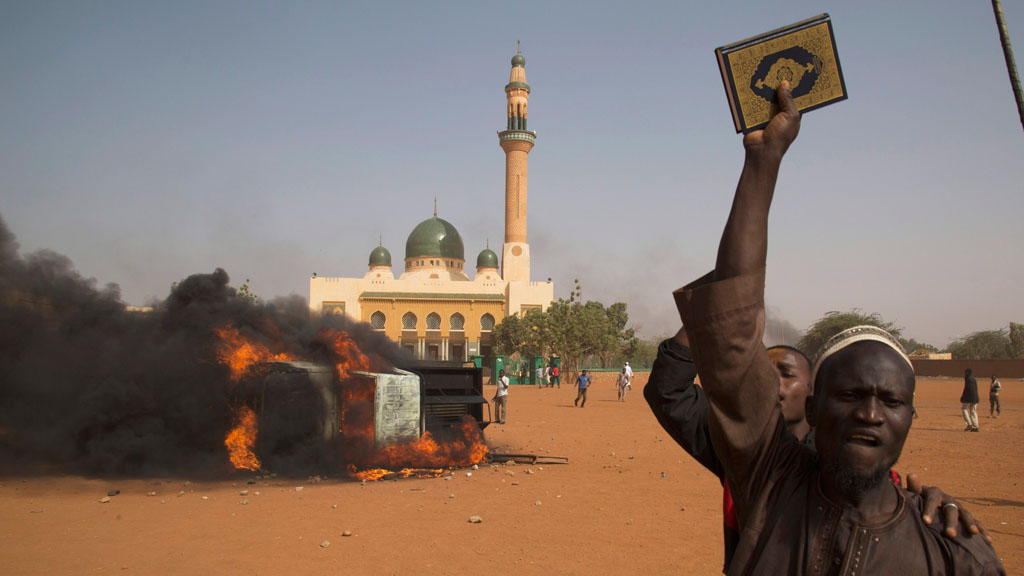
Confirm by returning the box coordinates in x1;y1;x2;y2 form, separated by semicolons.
309;49;554;362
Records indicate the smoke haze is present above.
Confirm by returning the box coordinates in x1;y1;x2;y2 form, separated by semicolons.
0;214;405;476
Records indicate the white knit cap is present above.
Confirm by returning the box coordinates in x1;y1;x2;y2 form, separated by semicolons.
811;325;913;385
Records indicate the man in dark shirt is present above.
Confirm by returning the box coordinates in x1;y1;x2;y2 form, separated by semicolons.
961;368;980;431
671;81;1003;574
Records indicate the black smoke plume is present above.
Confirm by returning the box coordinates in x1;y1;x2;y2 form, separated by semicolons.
0;214;405;476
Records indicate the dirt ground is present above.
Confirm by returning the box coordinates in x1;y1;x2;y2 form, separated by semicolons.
1;374;1021;575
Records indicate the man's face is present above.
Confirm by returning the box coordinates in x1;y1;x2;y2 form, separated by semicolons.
768;347;812;426
807;342;915;492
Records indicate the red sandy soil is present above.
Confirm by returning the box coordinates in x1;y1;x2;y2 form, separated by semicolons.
1;374;1021;575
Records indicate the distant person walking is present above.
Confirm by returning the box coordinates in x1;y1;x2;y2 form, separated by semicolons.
493;369;509;424
617;367;630;402
536;366;544;387
989;375;1002;418
623;362;633;390
574;370;591;408
960;368;980;432
545;365;552;388
551;365;560;388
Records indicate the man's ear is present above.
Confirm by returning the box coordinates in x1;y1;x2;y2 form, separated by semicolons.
805;395;818;428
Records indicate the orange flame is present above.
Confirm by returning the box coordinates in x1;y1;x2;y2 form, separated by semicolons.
319;328;371;380
345;415;488;480
214;325;294;381
225;405;260;471
348;467;446;481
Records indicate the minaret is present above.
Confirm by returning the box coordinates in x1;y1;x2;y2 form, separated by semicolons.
498;44;536;283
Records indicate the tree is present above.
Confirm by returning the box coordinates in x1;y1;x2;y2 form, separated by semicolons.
900;338;939;356
236;278;258;303
493;279;637;380
797;310;902;360
947;329;1015;360
1009;322;1024;358
492;310;542;357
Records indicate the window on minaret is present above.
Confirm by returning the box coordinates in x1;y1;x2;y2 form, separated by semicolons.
515;175;520;218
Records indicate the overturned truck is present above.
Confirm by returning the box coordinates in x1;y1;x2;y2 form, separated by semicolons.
239;361;491;473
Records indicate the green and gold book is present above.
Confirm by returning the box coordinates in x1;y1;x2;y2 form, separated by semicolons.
715;14;847;133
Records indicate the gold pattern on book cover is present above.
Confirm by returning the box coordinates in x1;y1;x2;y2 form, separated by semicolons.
727;22;842;129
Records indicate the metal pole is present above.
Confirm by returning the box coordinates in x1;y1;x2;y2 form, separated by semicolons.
992;0;1024;131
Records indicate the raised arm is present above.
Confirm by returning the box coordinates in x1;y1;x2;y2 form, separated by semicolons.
644;327;724;479
715;81;801;281
673;84;802;519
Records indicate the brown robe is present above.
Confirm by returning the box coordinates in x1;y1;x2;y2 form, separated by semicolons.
675;269;1004;575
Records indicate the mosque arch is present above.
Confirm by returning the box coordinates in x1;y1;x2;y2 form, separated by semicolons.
402;312;417;330
480;313;495;332
426;312;441;330
450;313;465;331
370;311;386;330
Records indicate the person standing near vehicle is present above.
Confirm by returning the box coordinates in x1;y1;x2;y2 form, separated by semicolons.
493;369;509;424
574;370;591;408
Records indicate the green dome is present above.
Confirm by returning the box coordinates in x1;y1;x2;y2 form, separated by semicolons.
476;248;499;268
511;52;525;67
405;217;465;260
368;245;391;267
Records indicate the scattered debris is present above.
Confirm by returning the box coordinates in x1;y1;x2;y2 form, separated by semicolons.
468;515;483;524
99;496;111;503
535;500;542;506
240;490;248;496
489;453;568;465
107;490;120;497
147;491;157;497
320;541;330;548
295;486;304;492
342;530;353;537
241;499;249;505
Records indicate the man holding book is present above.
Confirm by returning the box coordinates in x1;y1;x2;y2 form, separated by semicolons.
673;81;1003;574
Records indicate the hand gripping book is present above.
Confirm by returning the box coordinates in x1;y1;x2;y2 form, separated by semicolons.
715;14;847;133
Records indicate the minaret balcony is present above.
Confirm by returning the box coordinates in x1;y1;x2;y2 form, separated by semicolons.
497;130;536;144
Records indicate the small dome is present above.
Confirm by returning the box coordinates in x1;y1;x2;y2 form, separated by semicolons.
369;245;391;267
477;248;499;268
511;52;525;67
405;216;465;260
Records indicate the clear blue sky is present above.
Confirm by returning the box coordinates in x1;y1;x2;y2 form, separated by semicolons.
2;1;1021;347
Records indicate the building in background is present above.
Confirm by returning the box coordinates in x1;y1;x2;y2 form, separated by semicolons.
309;48;554;362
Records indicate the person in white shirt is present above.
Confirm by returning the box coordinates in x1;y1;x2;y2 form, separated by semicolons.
617;367;630;402
624;362;634;389
493;369;510;424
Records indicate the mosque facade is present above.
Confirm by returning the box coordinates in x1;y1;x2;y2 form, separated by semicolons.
309;49;554;361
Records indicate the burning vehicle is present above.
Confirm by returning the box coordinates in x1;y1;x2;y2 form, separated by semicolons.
231;360;492;479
